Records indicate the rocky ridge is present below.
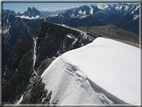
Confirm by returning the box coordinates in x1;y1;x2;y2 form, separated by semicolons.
2;35;33;103
2;3;140;67
23;7;43;17
77;24;140;48
34;22;93;69
2;13;43;67
2;22;94;104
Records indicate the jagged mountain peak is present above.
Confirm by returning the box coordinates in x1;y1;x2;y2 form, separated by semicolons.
24;7;42;16
97;3;135;13
27;7;32;10
3;9;16;15
32;7;36;10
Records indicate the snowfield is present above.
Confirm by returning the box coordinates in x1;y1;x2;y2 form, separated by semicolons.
41;37;141;105
16;15;41;20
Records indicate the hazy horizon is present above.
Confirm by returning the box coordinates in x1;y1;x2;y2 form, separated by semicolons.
2;1;140;13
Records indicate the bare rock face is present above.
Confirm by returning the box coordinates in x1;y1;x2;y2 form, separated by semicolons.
24;7;43;17
37;57;56;76
2;35;33;103
2;35;33;85
20;76;57;106
34;22;93;69
2;13;41;67
77;24;140;47
2;22;94;104
21;76;46;104
3;51;33;103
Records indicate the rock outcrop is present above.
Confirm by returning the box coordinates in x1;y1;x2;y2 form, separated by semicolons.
2;13;43;67
2;22;94;104
37;57;56;76
2;35;33;103
77;24;140;47
24;7;44;17
15;76;58;106
34;22;93;70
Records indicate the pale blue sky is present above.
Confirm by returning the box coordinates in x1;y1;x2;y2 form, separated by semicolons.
3;3;98;13
1;0;141;13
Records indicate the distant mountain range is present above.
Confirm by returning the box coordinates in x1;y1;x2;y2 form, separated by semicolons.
2;22;140;105
2;3;141;105
3;3;140;33
97;3;134;13
40;10;66;16
2;3;140;67
3;7;44;18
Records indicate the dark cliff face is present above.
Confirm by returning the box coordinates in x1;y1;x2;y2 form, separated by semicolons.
2;22;94;104
34;22;93;69
2;35;33;103
24;7;43;17
2;13;43;67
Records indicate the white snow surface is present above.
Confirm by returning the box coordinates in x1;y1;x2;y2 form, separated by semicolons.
115;5;122;10
16;95;23;104
97;3;109;10
41;37;141;105
16;15;40;20
32;37;37;76
78;10;86;15
124;5;129;11
78;15;89;19
47;14;58;17
131;5;140;14
3;25;11;34
133;14;139;20
89;6;93;14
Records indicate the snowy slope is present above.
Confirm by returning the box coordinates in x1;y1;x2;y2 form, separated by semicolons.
16;15;41;20
41;37;141;105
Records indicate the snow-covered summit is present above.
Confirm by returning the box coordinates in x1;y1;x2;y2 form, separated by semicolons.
41;37;141;105
97;3;135;13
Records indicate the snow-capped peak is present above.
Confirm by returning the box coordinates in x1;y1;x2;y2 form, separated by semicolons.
97;3;109;10
78;10;86;15
97;3;136;13
89;5;93;14
115;4;122;10
131;4;140;14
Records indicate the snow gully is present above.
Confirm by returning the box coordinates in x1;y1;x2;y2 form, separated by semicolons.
32;37;37;78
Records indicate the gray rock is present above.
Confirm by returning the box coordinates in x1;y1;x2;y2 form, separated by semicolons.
37;57;56;76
